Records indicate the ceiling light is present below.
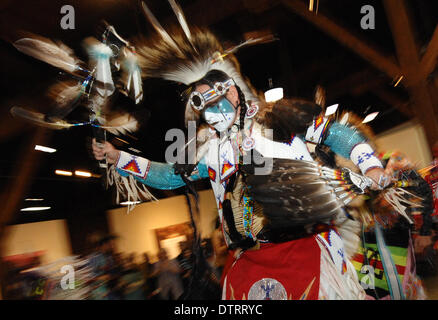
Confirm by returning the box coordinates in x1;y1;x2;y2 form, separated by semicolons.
362;112;379;123
75;170;92;178
308;0;319;13
393;75;403;87
25;198;44;201
325;104;339;116
35;145;57;153
55;170;72;176
264;88;284;103
115;137;129;144
120;201;141;206
21;207;51;212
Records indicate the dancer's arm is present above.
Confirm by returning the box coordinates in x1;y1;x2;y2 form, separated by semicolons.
305;117;389;188
92;139;209;190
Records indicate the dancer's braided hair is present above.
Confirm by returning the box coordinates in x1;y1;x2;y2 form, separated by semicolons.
236;84;247;131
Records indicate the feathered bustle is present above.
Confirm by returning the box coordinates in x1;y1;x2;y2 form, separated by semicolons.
246;159;349;232
256;98;322;141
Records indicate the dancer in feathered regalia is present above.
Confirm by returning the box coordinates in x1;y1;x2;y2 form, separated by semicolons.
11;0;425;300
90;2;396;300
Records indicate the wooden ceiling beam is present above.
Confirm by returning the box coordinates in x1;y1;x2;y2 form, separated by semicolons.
178;0;247;27
242;0;279;14
324;67;413;117
383;0;438;147
420;25;438;79
371;88;413;118
326;69;381;100
281;0;402;80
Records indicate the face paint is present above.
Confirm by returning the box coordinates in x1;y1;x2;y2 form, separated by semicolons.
202;97;236;132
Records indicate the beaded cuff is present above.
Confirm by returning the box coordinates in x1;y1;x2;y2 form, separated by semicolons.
350;143;383;174
116;151;151;180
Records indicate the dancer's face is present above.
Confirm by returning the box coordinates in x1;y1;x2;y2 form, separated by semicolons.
195;84;239;132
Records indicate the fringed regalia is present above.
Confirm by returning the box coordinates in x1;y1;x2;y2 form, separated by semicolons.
10;1;433;300
314;113;433;300
106;3;385;300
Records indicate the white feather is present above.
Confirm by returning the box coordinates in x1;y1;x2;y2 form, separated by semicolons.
168;0;193;45
102;113;139;136
339;112;350;125
14;37;82;73
141;1;183;55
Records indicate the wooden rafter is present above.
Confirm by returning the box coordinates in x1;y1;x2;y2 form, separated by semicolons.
281;0;402;80
383;0;438;146
326;69;413;117
326;69;380;100
382;0;420;84
166;0;247;27
371;88;413;118
420;25;438;79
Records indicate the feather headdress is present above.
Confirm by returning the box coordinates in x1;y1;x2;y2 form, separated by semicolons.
136;28;260;122
135;2;263;124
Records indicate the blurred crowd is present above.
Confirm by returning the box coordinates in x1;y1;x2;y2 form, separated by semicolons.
1;221;228;300
2;144;438;300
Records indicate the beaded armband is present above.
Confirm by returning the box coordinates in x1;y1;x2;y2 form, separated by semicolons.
305;115;331;144
115;151;151;180
350;143;383;174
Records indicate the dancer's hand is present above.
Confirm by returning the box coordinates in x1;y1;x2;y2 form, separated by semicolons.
92;138;120;164
365;167;392;190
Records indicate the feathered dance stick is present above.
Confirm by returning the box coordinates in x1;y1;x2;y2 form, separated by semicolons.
11;29;141;135
13;36;86;74
10;106;79;130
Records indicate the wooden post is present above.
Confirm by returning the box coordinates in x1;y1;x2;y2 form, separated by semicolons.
383;0;438;147
281;0;415;119
420;25;438;80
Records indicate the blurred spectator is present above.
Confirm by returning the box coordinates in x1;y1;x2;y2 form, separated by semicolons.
2;257;46;300
179;247;194;291
211;217;228;277
120;253;145;300
141;253;159;299
87;234;122;299
180;238;222;300
88;235;117;277
176;241;189;266
416;141;438;276
423;141;438;219
153;248;184;300
3;264;29;299
199;238;222;300
202;238;221;282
